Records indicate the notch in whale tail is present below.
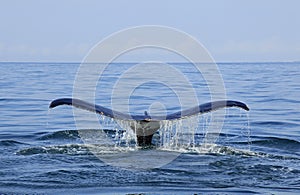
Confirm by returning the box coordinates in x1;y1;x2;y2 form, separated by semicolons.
49;98;250;146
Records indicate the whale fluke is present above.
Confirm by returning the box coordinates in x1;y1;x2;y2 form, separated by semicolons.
49;98;249;146
49;98;249;121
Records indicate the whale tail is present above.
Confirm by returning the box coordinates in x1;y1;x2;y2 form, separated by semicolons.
49;98;249;146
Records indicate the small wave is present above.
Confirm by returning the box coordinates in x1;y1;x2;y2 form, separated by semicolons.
160;144;258;157
38;130;81;140
251;136;300;152
157;142;300;161
0;97;48;102
16;143;134;156
0;139;27;146
16;144;93;155
37;129;118;141
252;120;299;127
251;136;300;144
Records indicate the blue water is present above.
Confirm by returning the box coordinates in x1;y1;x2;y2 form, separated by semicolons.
0;62;299;194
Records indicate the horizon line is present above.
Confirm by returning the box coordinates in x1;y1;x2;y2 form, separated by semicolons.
1;60;299;64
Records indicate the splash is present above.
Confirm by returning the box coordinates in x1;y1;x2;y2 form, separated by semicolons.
77;107;251;154
48;105;251;157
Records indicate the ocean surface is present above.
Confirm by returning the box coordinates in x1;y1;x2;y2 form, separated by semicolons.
0;62;299;194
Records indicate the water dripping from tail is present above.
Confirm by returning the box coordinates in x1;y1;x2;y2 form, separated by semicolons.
71;108;250;156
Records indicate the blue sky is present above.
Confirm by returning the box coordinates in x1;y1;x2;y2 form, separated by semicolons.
0;0;299;62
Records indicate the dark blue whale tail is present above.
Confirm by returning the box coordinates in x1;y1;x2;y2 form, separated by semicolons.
49;98;249;146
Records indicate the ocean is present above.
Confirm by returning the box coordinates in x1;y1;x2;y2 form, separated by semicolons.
0;62;299;194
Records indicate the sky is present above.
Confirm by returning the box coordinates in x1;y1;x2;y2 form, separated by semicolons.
0;0;299;62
